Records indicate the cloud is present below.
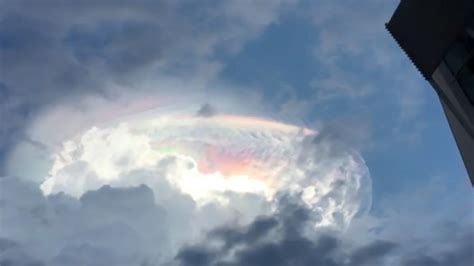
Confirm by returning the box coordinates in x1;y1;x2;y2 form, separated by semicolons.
0;176;197;265
311;71;375;103
0;113;376;265
0;238;45;266
0;168;352;265
1;139;472;266
297;0;398;110
401;239;474;266
0;0;294;173
174;194;395;266
36;117;371;230
174;189;473;266
196;103;217;117
2;2;472;266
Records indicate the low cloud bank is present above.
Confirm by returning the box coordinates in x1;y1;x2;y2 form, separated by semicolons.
1;175;472;266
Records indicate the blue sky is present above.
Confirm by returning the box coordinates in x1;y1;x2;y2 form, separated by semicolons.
0;0;473;265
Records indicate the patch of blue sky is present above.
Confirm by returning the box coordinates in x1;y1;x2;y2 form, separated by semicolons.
221;14;318;100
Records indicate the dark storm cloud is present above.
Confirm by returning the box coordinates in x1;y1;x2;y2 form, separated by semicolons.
175;195;396;266
175;193;474;266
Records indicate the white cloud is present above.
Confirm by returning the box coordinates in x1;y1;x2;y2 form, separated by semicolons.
38;114;371;230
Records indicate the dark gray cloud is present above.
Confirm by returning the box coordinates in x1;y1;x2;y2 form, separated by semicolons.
0;238;45;266
175;193;473;266
401;238;474;266
196;103;217;117
175;195;394;266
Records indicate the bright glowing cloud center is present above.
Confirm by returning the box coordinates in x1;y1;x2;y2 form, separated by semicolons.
40;114;371;228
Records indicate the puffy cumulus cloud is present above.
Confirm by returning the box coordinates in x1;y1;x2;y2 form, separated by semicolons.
0;178;152;264
37;115;371;230
0;175;270;265
0;0;295;172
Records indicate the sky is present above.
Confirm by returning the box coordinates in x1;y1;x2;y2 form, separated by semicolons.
0;0;473;265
